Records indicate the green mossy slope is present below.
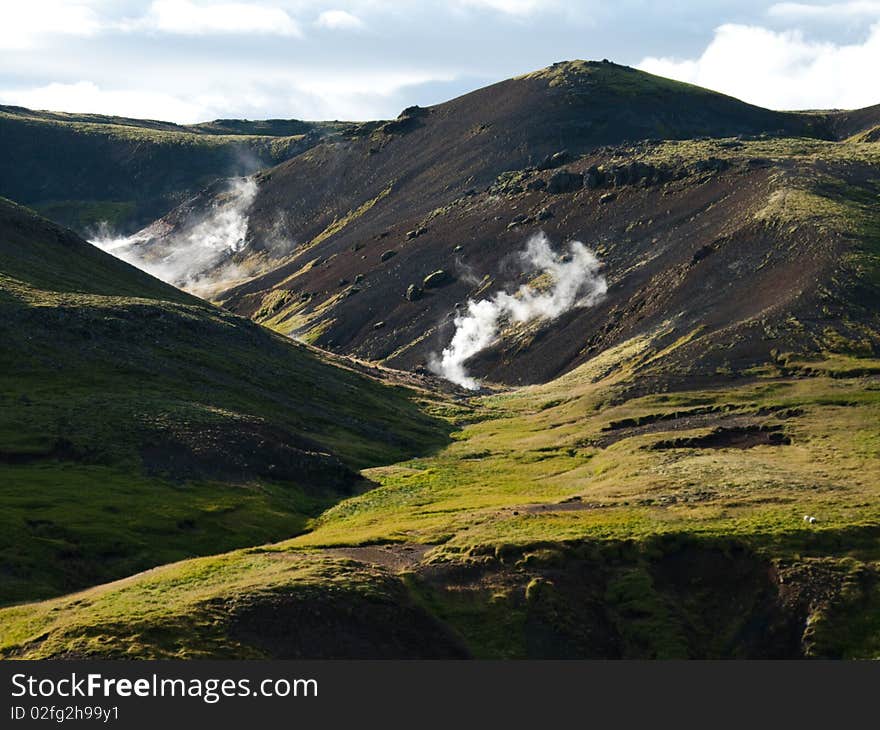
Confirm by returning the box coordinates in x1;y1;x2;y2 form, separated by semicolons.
0;200;452;604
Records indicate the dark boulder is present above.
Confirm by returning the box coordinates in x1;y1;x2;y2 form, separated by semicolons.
609;165;629;186
538;150;569;170
423;270;452;289
548;171;584;194
584;165;605;189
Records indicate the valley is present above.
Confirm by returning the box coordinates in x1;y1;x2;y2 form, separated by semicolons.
0;60;878;659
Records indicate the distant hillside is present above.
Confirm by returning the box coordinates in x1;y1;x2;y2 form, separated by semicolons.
0;198;450;604
0;106;349;235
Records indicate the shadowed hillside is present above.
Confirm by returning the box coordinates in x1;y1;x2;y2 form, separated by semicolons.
0;199;452;604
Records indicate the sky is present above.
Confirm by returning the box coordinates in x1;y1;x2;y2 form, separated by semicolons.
1;1;879;123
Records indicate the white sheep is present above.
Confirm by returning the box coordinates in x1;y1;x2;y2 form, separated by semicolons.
803;515;817;524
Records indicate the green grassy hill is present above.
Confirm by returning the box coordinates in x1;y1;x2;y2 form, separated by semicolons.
3;339;877;658
0;198;451;604
0;106;348;235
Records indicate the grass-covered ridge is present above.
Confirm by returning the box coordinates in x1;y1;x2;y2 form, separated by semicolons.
0;200;453;604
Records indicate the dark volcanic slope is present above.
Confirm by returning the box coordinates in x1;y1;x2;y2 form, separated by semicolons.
212;61;818;296
120;61;877;390
0;199;450;603
240;139;880;388
134;61;879;387
0;105;347;235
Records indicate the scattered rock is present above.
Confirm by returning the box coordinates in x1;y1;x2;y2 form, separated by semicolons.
453;245;464;252
423;270;452;288
407;226;428;239
373;321;386;330
599;192;616;203
380;250;397;262
536;207;554;221
405;284;423;301
354;273;364;284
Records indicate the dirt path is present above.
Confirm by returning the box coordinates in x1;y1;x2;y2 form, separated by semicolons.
321;543;437;571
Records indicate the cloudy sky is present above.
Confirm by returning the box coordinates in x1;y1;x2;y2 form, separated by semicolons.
1;1;879;123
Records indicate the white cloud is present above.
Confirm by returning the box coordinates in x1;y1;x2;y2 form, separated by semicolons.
0;1;102;49
457;0;555;16
0;81;212;122
140;0;302;36
0;66;458;123
316;9;364;30
638;22;880;110
768;1;880;20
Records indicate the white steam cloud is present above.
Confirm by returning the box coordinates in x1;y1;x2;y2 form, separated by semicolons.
431;232;607;390
91;177;257;296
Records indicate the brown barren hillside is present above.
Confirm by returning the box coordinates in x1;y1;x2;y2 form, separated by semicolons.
97;62;880;391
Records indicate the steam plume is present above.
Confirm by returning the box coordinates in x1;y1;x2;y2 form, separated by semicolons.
430;232;607;390
91;177;258;295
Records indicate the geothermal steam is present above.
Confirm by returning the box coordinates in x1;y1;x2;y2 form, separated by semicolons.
431;232;607;390
91;177;257;295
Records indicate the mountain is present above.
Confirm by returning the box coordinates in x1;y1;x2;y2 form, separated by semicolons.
136;60;821;288
124;61;878;391
0;105;350;236
1;61;879;659
0;198;450;604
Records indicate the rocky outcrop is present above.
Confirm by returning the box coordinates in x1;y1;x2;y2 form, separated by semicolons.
548;171;584;194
